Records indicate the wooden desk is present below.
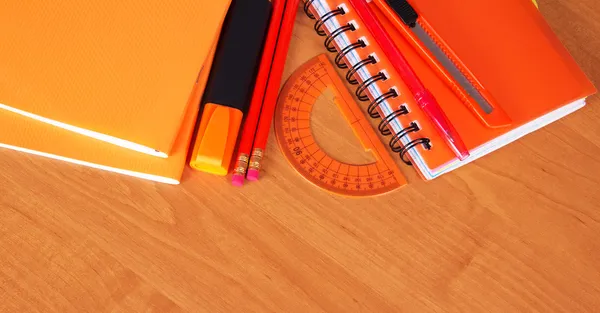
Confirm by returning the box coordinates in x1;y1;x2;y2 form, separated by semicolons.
1;1;599;312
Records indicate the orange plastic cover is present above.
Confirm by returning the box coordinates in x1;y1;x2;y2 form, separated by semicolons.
0;33;220;184
369;0;596;170
0;0;231;155
322;0;595;172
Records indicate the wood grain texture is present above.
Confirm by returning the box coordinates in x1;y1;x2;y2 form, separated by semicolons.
1;0;600;311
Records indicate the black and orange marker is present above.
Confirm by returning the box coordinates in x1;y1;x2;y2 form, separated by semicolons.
190;0;272;175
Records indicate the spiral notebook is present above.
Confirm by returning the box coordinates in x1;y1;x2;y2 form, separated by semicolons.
303;0;596;180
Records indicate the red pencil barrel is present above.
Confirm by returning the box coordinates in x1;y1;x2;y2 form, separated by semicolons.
248;0;301;179
232;0;287;184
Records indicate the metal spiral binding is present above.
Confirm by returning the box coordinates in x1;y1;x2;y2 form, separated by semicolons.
356;72;387;101
378;106;409;136
347;55;377;85
302;0;431;166
399;138;432;165
390;122;420;152
367;88;397;118
304;0;318;19
324;23;355;52
334;40;366;69
314;7;346;36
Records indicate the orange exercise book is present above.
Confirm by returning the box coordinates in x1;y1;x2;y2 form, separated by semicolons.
366;0;597;179
0;34;219;185
0;0;231;157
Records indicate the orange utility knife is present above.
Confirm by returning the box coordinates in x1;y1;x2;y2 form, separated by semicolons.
378;0;513;128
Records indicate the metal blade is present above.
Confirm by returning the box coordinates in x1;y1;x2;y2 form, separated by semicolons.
412;22;494;114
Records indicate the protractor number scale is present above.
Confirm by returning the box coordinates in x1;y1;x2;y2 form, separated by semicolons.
274;54;407;197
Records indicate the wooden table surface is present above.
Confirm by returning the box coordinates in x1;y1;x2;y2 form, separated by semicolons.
1;1;600;312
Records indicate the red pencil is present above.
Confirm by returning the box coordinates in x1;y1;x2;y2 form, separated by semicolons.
348;0;470;160
247;0;300;181
231;0;287;186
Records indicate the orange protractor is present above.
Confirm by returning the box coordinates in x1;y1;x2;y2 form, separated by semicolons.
274;54;407;197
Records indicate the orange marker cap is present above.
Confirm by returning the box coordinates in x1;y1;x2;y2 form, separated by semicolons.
189;103;243;176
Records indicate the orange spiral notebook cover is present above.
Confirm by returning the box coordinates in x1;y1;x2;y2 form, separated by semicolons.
307;0;596;180
0;0;231;157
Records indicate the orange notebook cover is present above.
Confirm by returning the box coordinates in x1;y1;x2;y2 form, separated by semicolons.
0;0;230;157
371;0;596;179
307;0;595;180
0;37;219;184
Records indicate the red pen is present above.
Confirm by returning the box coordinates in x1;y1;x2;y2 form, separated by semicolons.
348;0;469;160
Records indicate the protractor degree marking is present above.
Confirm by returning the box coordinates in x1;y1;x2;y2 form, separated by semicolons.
275;55;406;197
293;148;392;184
298;78;328;105
294;69;331;99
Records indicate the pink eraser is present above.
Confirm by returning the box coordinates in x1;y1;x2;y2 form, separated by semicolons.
231;174;245;187
246;169;260;181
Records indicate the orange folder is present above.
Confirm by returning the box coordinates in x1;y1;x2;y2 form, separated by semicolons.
0;34;221;184
0;0;231;157
366;0;596;178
